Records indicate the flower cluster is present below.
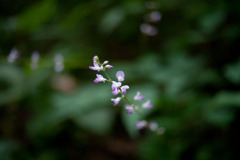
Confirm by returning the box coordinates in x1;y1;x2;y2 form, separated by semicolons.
89;56;164;134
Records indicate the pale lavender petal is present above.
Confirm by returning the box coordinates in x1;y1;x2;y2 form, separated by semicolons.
149;122;158;131
112;88;120;95
8;48;20;63
112;81;122;90
142;100;153;109
116;71;125;82
136;120;148;130
103;60;109;64
94;74;106;83
105;65;113;69
121;85;129;94
125;105;134;114
111;97;121;106
134;91;144;101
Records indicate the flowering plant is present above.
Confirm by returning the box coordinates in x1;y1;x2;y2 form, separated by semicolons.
89;56;165;134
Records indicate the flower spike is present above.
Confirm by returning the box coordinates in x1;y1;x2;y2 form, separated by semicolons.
89;56;162;135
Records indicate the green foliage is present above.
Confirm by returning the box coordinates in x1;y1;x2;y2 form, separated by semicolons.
0;0;240;159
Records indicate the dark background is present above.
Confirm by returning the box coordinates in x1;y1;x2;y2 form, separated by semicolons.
0;0;240;159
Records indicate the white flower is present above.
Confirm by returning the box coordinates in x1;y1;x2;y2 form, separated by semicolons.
149;122;158;131
116;71;125;82
136;120;148;130
125;105;134;114
121;85;129;94
112;88;120;95
112;81;122;90
142;100;153;109
134;91;144;100
89;61;103;71
111;97;122;106
94;74;107;83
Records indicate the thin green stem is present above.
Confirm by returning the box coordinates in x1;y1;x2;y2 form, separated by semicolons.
122;95;133;105
103;70;112;82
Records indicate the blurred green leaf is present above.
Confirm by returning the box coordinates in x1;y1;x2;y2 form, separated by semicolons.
0;140;16;160
74;108;114;135
0;65;24;105
18;0;56;32
99;7;126;34
122;110;140;137
224;59;240;85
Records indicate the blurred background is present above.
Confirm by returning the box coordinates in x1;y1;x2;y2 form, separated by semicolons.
0;0;240;159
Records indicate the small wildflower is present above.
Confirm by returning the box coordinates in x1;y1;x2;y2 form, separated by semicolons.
94;74;107;83
134;91;144;100
111;97;121;106
112;88;121;95
140;23;158;36
149;11;162;22
142;100;153;109
8;48;20;63
116;71;125;82
125;105;134;114
112;81;122;90
149;121;158;131
89;61;103;71
121;85;129;94
136;120;148;130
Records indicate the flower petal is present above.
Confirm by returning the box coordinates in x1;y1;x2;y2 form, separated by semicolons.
116;71;125;82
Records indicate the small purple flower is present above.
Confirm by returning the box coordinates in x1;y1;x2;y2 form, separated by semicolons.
121;85;129;94
112;88;120;95
8;48;20;63
94;74;107;83
105;65;113;69
136;120;148;130
89;61;103;71
111;97;121;106
134;91;144;100
142;100;153;109
149;121;158;131
125;105;134;114
112;81;122;90
116;71;125;82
